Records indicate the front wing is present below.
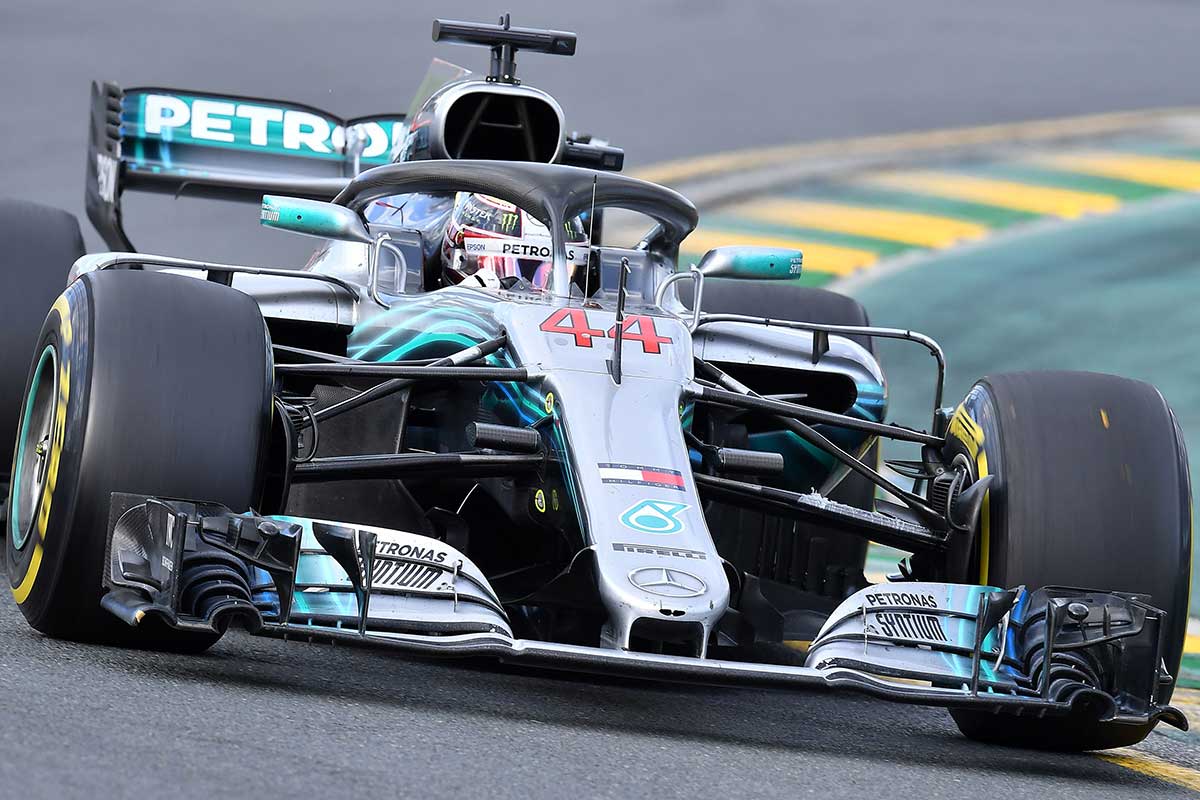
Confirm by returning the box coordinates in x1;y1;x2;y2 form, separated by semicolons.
99;494;1186;732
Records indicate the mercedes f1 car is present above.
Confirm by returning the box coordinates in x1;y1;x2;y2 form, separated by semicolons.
0;16;1191;751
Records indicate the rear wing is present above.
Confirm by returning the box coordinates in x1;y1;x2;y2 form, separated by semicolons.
86;81;406;250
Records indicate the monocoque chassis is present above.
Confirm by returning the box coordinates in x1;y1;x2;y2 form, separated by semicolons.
66;158;1182;737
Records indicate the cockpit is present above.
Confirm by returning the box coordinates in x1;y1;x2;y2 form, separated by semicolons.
299;160;698;308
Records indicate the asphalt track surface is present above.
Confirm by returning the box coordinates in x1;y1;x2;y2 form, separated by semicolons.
4;591;1197;800
6;1;1200;797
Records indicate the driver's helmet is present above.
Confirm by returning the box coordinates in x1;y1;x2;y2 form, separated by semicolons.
441;192;588;290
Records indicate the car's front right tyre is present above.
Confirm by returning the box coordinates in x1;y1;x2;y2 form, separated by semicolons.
6;270;273;650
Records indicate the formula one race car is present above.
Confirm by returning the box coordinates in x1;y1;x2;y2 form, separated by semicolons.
0;17;1191;752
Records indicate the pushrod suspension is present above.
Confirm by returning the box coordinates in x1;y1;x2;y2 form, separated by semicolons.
691;359;942;522
282;336;512;426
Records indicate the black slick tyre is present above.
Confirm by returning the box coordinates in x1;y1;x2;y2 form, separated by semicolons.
944;371;1191;750
6;270;272;650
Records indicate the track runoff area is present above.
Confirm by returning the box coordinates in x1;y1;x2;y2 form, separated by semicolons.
635;109;1200;792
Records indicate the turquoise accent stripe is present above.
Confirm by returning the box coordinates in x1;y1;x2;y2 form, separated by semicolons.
349;295;501;361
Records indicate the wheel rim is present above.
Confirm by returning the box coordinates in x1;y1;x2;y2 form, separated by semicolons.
11;345;58;551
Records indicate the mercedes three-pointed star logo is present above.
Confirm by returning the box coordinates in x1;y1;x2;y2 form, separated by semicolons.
627;566;707;598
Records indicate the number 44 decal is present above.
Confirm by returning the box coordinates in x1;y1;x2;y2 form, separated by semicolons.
539;308;672;354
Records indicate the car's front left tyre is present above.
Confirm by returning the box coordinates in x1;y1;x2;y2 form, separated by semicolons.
6;270;273;650
942;371;1191;750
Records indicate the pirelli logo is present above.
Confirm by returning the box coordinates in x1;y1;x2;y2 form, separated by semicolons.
612;542;706;560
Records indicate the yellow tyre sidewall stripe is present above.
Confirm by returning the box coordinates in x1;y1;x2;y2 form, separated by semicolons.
11;292;73;605
946;399;994;585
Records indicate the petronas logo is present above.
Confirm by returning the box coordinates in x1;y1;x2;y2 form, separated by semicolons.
619;500;688;535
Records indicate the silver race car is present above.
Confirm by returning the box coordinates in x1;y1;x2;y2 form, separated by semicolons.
0;16;1190;751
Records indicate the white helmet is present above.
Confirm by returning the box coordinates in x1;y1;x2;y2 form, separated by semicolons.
441;193;588;290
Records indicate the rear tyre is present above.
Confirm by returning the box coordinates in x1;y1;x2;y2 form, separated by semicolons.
944;371;1191;750
692;279;877;603
0;200;84;497
6;270;273;650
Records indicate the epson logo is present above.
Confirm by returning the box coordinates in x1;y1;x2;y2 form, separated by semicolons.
500;242;553;259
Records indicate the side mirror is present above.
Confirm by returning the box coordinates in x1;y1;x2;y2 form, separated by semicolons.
696;246;802;280
260;195;373;244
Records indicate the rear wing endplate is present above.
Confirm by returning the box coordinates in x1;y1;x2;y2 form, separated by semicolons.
85;81;406;250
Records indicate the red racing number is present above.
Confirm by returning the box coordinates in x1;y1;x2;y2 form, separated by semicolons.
607;316;672;354
539;308;606;347
540;308;672;354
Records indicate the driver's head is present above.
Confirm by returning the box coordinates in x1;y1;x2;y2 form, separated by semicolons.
441;192;587;289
